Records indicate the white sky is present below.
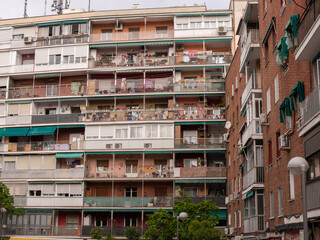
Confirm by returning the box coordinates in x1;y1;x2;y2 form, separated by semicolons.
1;0;231;20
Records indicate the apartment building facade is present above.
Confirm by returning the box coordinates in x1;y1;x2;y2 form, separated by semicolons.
0;6;231;239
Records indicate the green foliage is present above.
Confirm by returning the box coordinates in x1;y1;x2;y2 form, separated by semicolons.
0;182;25;218
144;209;175;240
90;226;103;240
102;233;115;240
180;219;221;240
125;226;140;240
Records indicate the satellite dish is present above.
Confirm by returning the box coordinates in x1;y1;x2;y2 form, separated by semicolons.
225;121;231;129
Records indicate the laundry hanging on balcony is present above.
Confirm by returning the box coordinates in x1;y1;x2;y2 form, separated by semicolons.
279;98;292;123
285;14;299;48
71;82;81;95
289;81;305;111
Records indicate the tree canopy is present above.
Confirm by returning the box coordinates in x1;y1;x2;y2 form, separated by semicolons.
0;182;25;217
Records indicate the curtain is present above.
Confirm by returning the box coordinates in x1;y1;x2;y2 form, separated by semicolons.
62;25;72;35
71;82;81;95
79;23;88;34
52;25;60;36
40;27;49;37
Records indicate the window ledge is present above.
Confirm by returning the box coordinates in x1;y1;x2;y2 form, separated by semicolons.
288;199;295;203
265;59;270;68
269;217;275;220
278;215;283;218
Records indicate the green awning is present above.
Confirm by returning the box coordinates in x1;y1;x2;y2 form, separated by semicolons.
174;122;205;125
175;39;204;43
204;12;230;16
88;96;114;100
7;101;32;104
115;95;143;98
205;150;226;153
91;18;116;22
58;124;85;128
289;81;305;103
145;41;173;45
27;209;53;212
0;128;4;137
55;153;84;158
239;164;243;170
114;151;143;155
145;69;173;72
176;14;202;17
113;209;142;212
175;67;203;70
37;22;61;27
206;121;225;124
90;44;116;48
175;150;205;153
218;209;227;220
33;99;58;103
60;98;86;101
261;17;275;45
116;70;144;73
280;36;289;58
279;98;292;123
246;190;255;198
145;94;174;97
28;181;54;184
27;126;57;136
62;20;88;24
35;73;60;78
285;14;299;38
178;94;204;97
86;152;113;155
205;66;225;69
204;38;232;42
117;42;145;47
83;209;111;212
175;179;226;183
55;181;82;184
144;151;173;154
2;127;30;136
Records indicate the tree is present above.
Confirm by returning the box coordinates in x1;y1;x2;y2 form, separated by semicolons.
144;195;224;240
0;182;25;217
125;226;140;240
144;209;176;240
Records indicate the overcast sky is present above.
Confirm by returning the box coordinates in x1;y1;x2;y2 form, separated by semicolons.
1;0;231;20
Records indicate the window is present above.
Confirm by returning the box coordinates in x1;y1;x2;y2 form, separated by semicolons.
159;125;173;138
46;85;58;96
228;152;231;166
238;210;241;227
13;34;24;40
125;188;138;197
184;159;197;168
278;187;283;216
95;216;107;227
234;212;237;228
128;28;140;40
196;22;202;28
4;161;16;170
228;213;231;226
45;108;56;115
274;75;279;103
130;126;143;138
155;27;168;38
204;22;210;28
218;21;224;27
183;130;197;144
115;128;128;138
286;116;292;129
176;24;187;29
96;160;109;172
101;29;113;41
280;0;286;14
66;215;78;229
268;140;272;165
267;87;271;113
236;106;239;124
125;217;137;227
264;0;268;13
211;21;216;28
232;83;234;96
226;92;229;107
49;54;61;65
190;22;196;28
255;99;263;119
63;55;74;64
29;190;41;196
235;74;238;89
184;187;197;197
75;57;86;63
289;171;295;199
145;125;158;138
264;39;269;62
125;160;138;174
307;151;320;181
276;132;281;159
269;191;274;218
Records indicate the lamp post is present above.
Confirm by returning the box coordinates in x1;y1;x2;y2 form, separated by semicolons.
288;157;309;240
0;208;7;240
177;212;188;240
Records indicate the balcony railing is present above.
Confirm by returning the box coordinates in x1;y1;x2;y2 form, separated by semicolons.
242;120;263;146
244;216;265;233
2;168;85;179
174;166;226;178
31;114;85;124
37;35;89;46
13;196;27;206
297;0;320;47
175;196;225;207
83;196;173;207
240;29;260;67
300;86;320;125
82;226;146;237
8;84;87;99
90;30;174;42
243;167;264;190
306;179;320;211
174;138;225;149
241;73;261;105
3;226;81;236
26;196;83;207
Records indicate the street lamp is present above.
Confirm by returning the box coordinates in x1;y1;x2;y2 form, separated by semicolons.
0;208;7;240
288;157;309;240
177;212;188;240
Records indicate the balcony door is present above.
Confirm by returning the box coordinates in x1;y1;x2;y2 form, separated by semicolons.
128;28;140;40
125;160;138;177
101;29;113;41
124;217;137;227
183;130;197;144
155;27;168;38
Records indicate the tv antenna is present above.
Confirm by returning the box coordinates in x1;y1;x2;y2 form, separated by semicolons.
51;0;70;15
24;0;28;18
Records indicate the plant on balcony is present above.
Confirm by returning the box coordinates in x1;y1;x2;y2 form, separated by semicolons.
91;226;103;239
125;226;141;240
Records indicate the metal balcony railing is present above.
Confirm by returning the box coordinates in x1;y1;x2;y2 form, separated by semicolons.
241;73;261;106
243;167;264;190
300;86;320;125
306;179;320;211
244;215;265;233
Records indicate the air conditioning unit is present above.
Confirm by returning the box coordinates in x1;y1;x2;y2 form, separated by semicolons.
24;36;32;44
144;143;152;148
259;113;269;125
278;135;290;150
115;22;123;30
223;133;229;142
176;44;184;51
225;196;229;204
115;143;122;149
106;144;113;149
218;26;227;34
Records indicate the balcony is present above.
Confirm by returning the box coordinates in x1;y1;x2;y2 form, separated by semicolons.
175;53;232;66
82;226;146;237
240;29;260;72
243;167;264;190
5;115;32;125
295;0;320;61
90;30;174;42
83;196;173;207
14;196;27;207
242;120;263;146
306;179;320;211
37;35;89;46
175;196;225;207
2;167;85;179
174;138;225;149
8;84;87;99
4;226;81;236
300;86;320;128
173;166;226;178
174;80;225;92
0;64;35;74
244;216;265;233
31;113;85;124
241;73;261;106
26;196;83;207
